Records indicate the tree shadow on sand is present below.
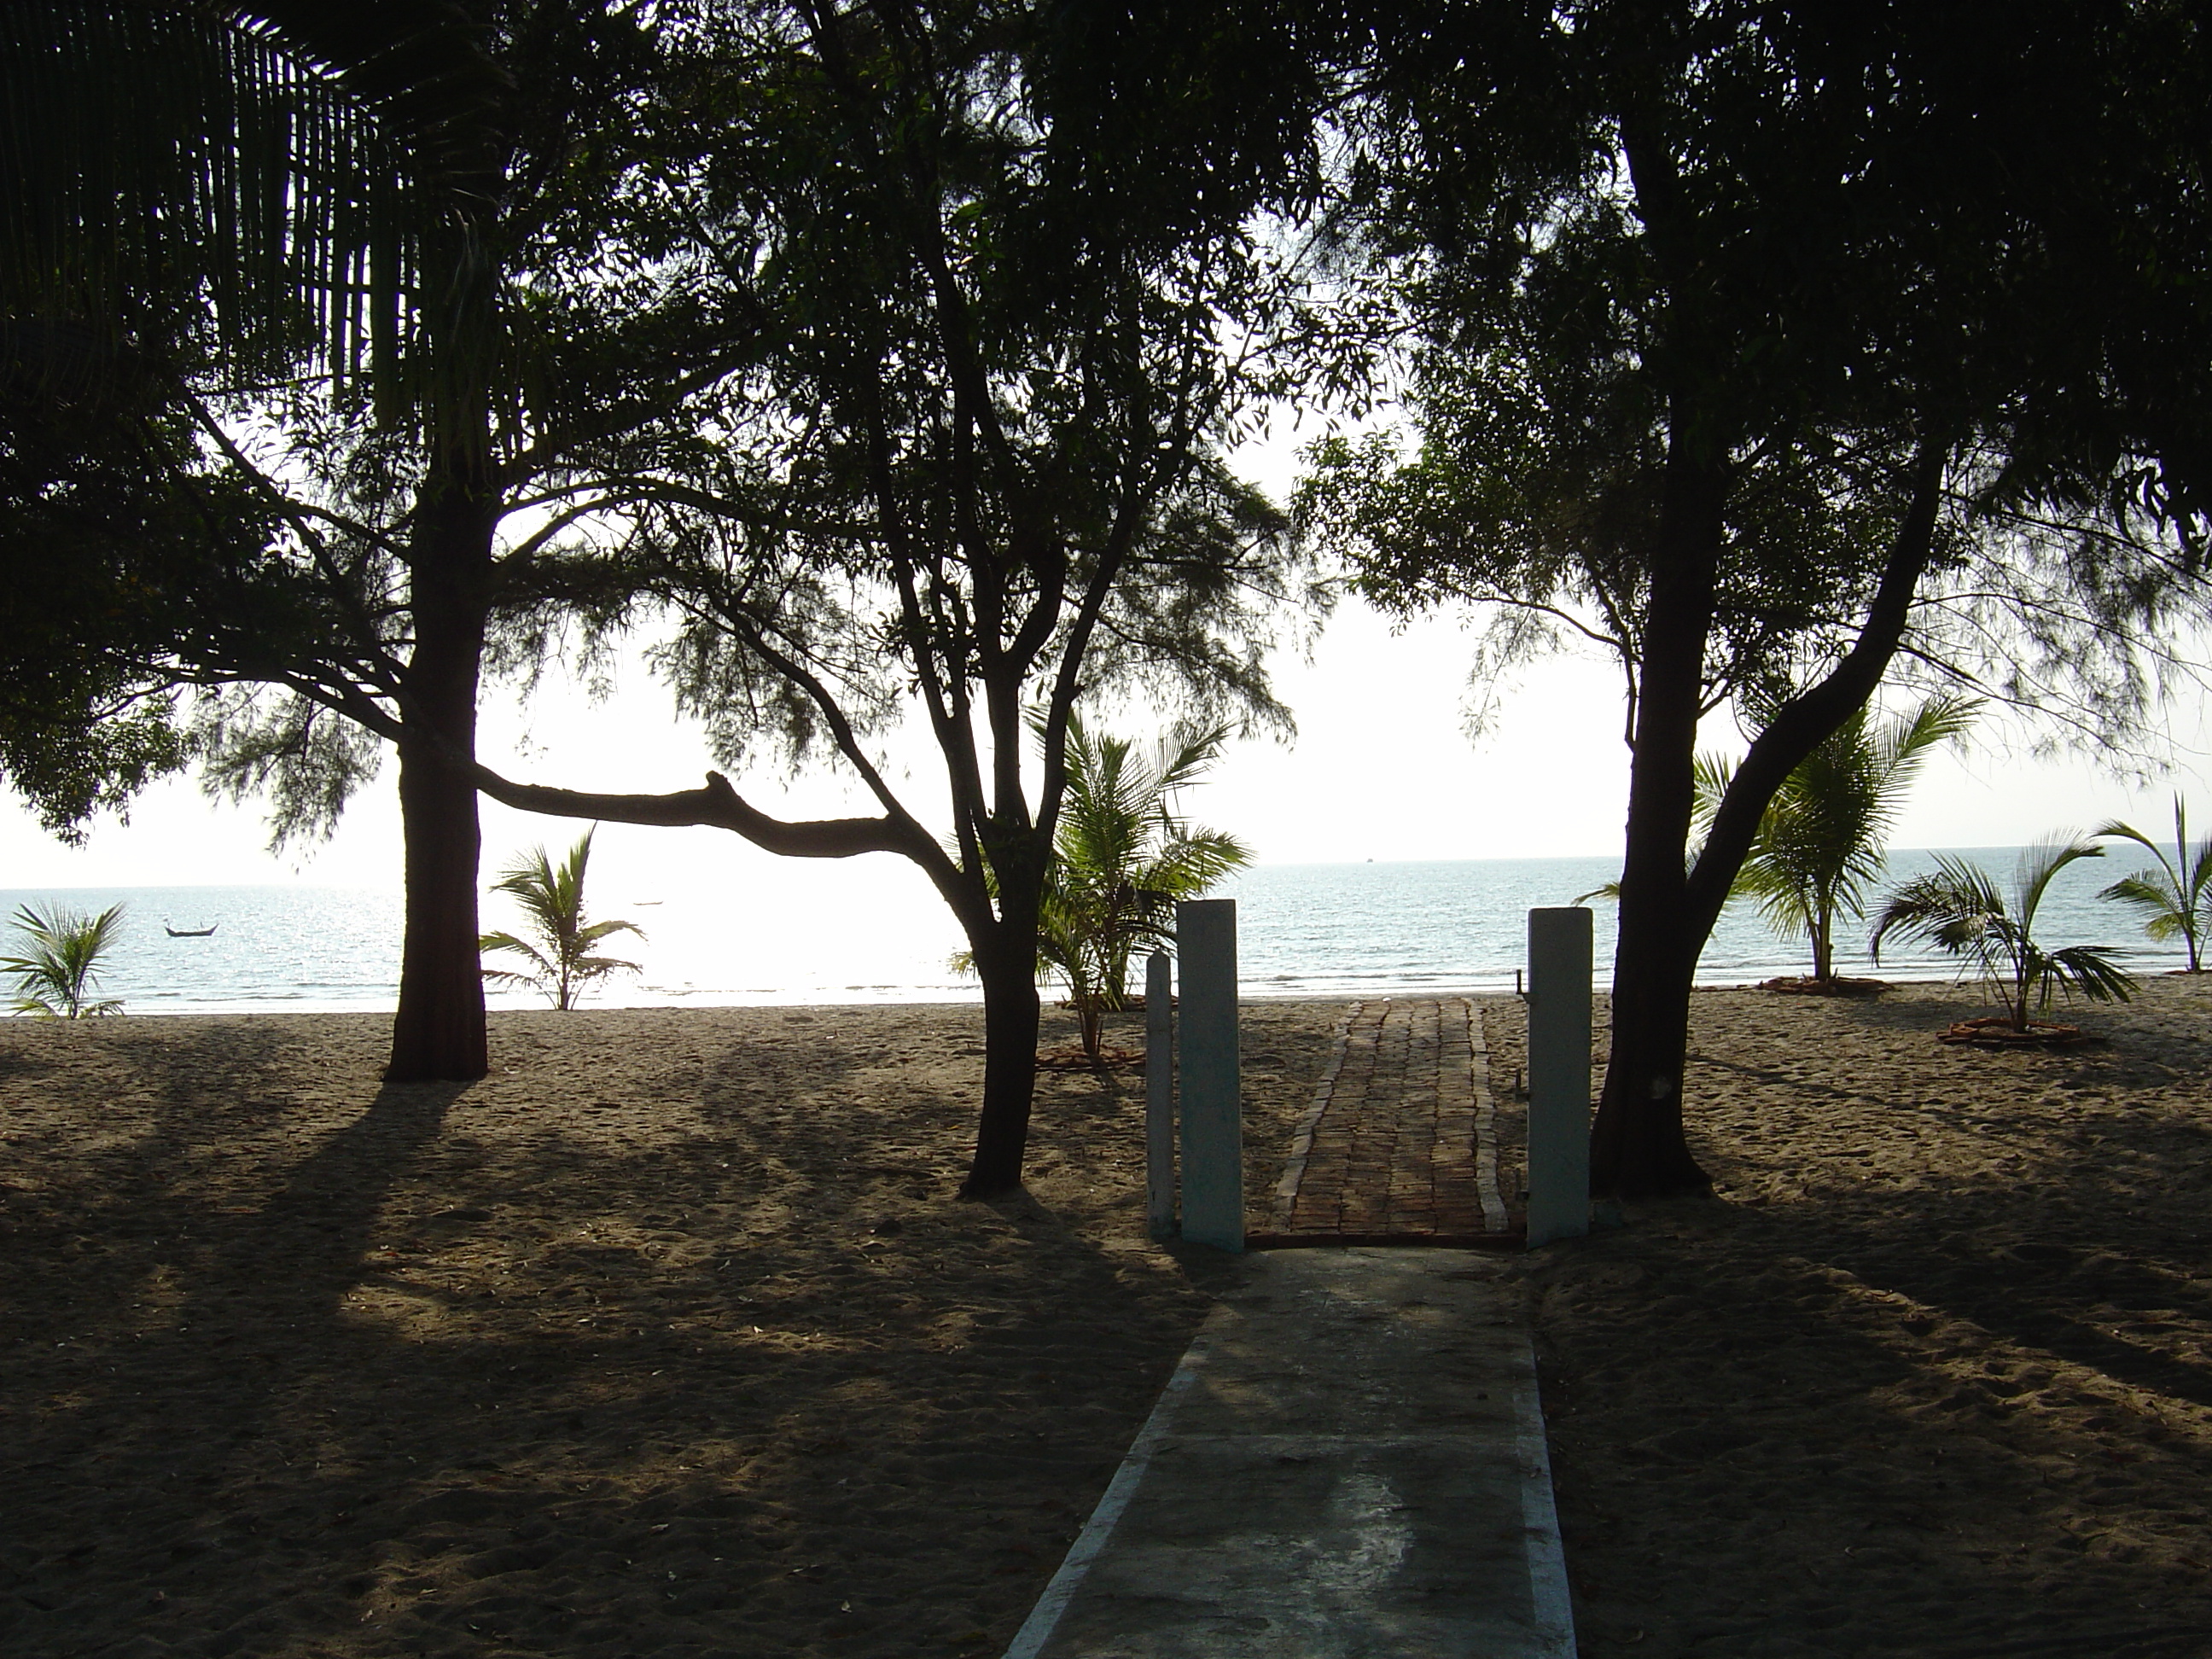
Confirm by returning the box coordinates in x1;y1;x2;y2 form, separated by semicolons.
1539;983;2212;1659
0;1004;1240;1659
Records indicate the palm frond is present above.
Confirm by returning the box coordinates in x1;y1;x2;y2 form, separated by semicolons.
479;827;643;1009
2038;943;2138;1009
2014;834;2103;931
2;2;506;394
2;902;126;1018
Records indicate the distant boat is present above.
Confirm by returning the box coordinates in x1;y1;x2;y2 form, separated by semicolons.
164;921;218;938
632;900;664;906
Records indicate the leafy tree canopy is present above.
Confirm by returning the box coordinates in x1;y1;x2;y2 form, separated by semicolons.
478;0;1349;1193
1305;0;2212;1194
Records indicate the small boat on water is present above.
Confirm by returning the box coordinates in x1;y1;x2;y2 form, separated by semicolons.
164;921;218;938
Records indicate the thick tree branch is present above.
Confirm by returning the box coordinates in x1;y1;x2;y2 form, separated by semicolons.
472;765;929;860
1685;440;1950;934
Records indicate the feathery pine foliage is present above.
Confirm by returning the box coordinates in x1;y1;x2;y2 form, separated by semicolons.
3;903;127;1018
1309;0;2212;1196
479;829;643;1010
478;0;1344;1194
2094;797;2212;972
1871;837;2135;1030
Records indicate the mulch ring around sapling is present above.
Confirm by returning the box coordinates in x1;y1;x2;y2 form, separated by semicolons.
1758;975;1890;997
1938;1015;2106;1047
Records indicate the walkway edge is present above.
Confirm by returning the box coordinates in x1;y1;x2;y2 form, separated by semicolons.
998;1319;1218;1659
1514;1330;1580;1658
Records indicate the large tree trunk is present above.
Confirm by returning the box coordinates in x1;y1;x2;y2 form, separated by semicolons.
389;728;488;1079
963;939;1041;1197
387;479;495;1083
1591;442;1947;1194
1589;445;1723;1198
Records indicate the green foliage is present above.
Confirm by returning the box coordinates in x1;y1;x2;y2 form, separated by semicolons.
479;829;643;1011
1040;714;1252;1058
0;361;281;839
2094;798;2212;973
1713;694;1979;981
3;902;126;1018
1871;838;2135;1031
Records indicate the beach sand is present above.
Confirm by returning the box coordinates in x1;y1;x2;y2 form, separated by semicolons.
2;982;2208;1656
0;1000;1334;1659
1495;978;2212;1657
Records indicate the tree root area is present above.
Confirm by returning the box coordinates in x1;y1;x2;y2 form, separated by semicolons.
1940;1016;2104;1048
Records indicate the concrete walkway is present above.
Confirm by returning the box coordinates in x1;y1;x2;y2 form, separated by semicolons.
1002;1249;1575;1659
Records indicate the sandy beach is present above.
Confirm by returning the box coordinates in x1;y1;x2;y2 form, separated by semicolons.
1500;979;2212;1657
0;1000;1333;1659
2;981;2208;1656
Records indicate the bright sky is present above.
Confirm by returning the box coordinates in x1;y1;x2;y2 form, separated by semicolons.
5;598;2207;899
7;429;2211;899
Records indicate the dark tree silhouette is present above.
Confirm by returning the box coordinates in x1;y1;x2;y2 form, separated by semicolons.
475;0;1344;1194
1310;0;2212;1195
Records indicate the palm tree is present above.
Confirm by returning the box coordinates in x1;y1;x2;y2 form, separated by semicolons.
2094;796;2212;972
3;903;127;1018
1870;835;2135;1031
1715;693;1978;983
1041;715;1253;1060
479;829;644;1011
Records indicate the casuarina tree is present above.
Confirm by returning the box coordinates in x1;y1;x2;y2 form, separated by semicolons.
1307;0;2212;1195
5;4;764;1080
475;0;1345;1195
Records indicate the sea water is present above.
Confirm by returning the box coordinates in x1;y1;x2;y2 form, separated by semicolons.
0;847;2180;1016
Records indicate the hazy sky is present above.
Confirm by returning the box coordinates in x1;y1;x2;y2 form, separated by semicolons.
4;595;2206;899
7;429;2210;899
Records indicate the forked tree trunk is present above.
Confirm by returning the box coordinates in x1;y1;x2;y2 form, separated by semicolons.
1589;450;1721;1199
387;479;495;1083
1591;442;1945;1195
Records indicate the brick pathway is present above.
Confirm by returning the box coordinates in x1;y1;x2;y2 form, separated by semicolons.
1271;998;1510;1238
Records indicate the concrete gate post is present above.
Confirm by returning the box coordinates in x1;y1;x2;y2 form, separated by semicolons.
1176;899;1243;1252
1526;906;1592;1248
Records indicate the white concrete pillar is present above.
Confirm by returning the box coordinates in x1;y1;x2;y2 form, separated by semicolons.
1176;899;1242;1252
1526;906;1592;1249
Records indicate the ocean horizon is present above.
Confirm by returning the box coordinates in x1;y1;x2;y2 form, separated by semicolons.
0;847;2180;1017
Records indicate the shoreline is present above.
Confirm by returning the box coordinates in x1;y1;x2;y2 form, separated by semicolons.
35;965;2058;1021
